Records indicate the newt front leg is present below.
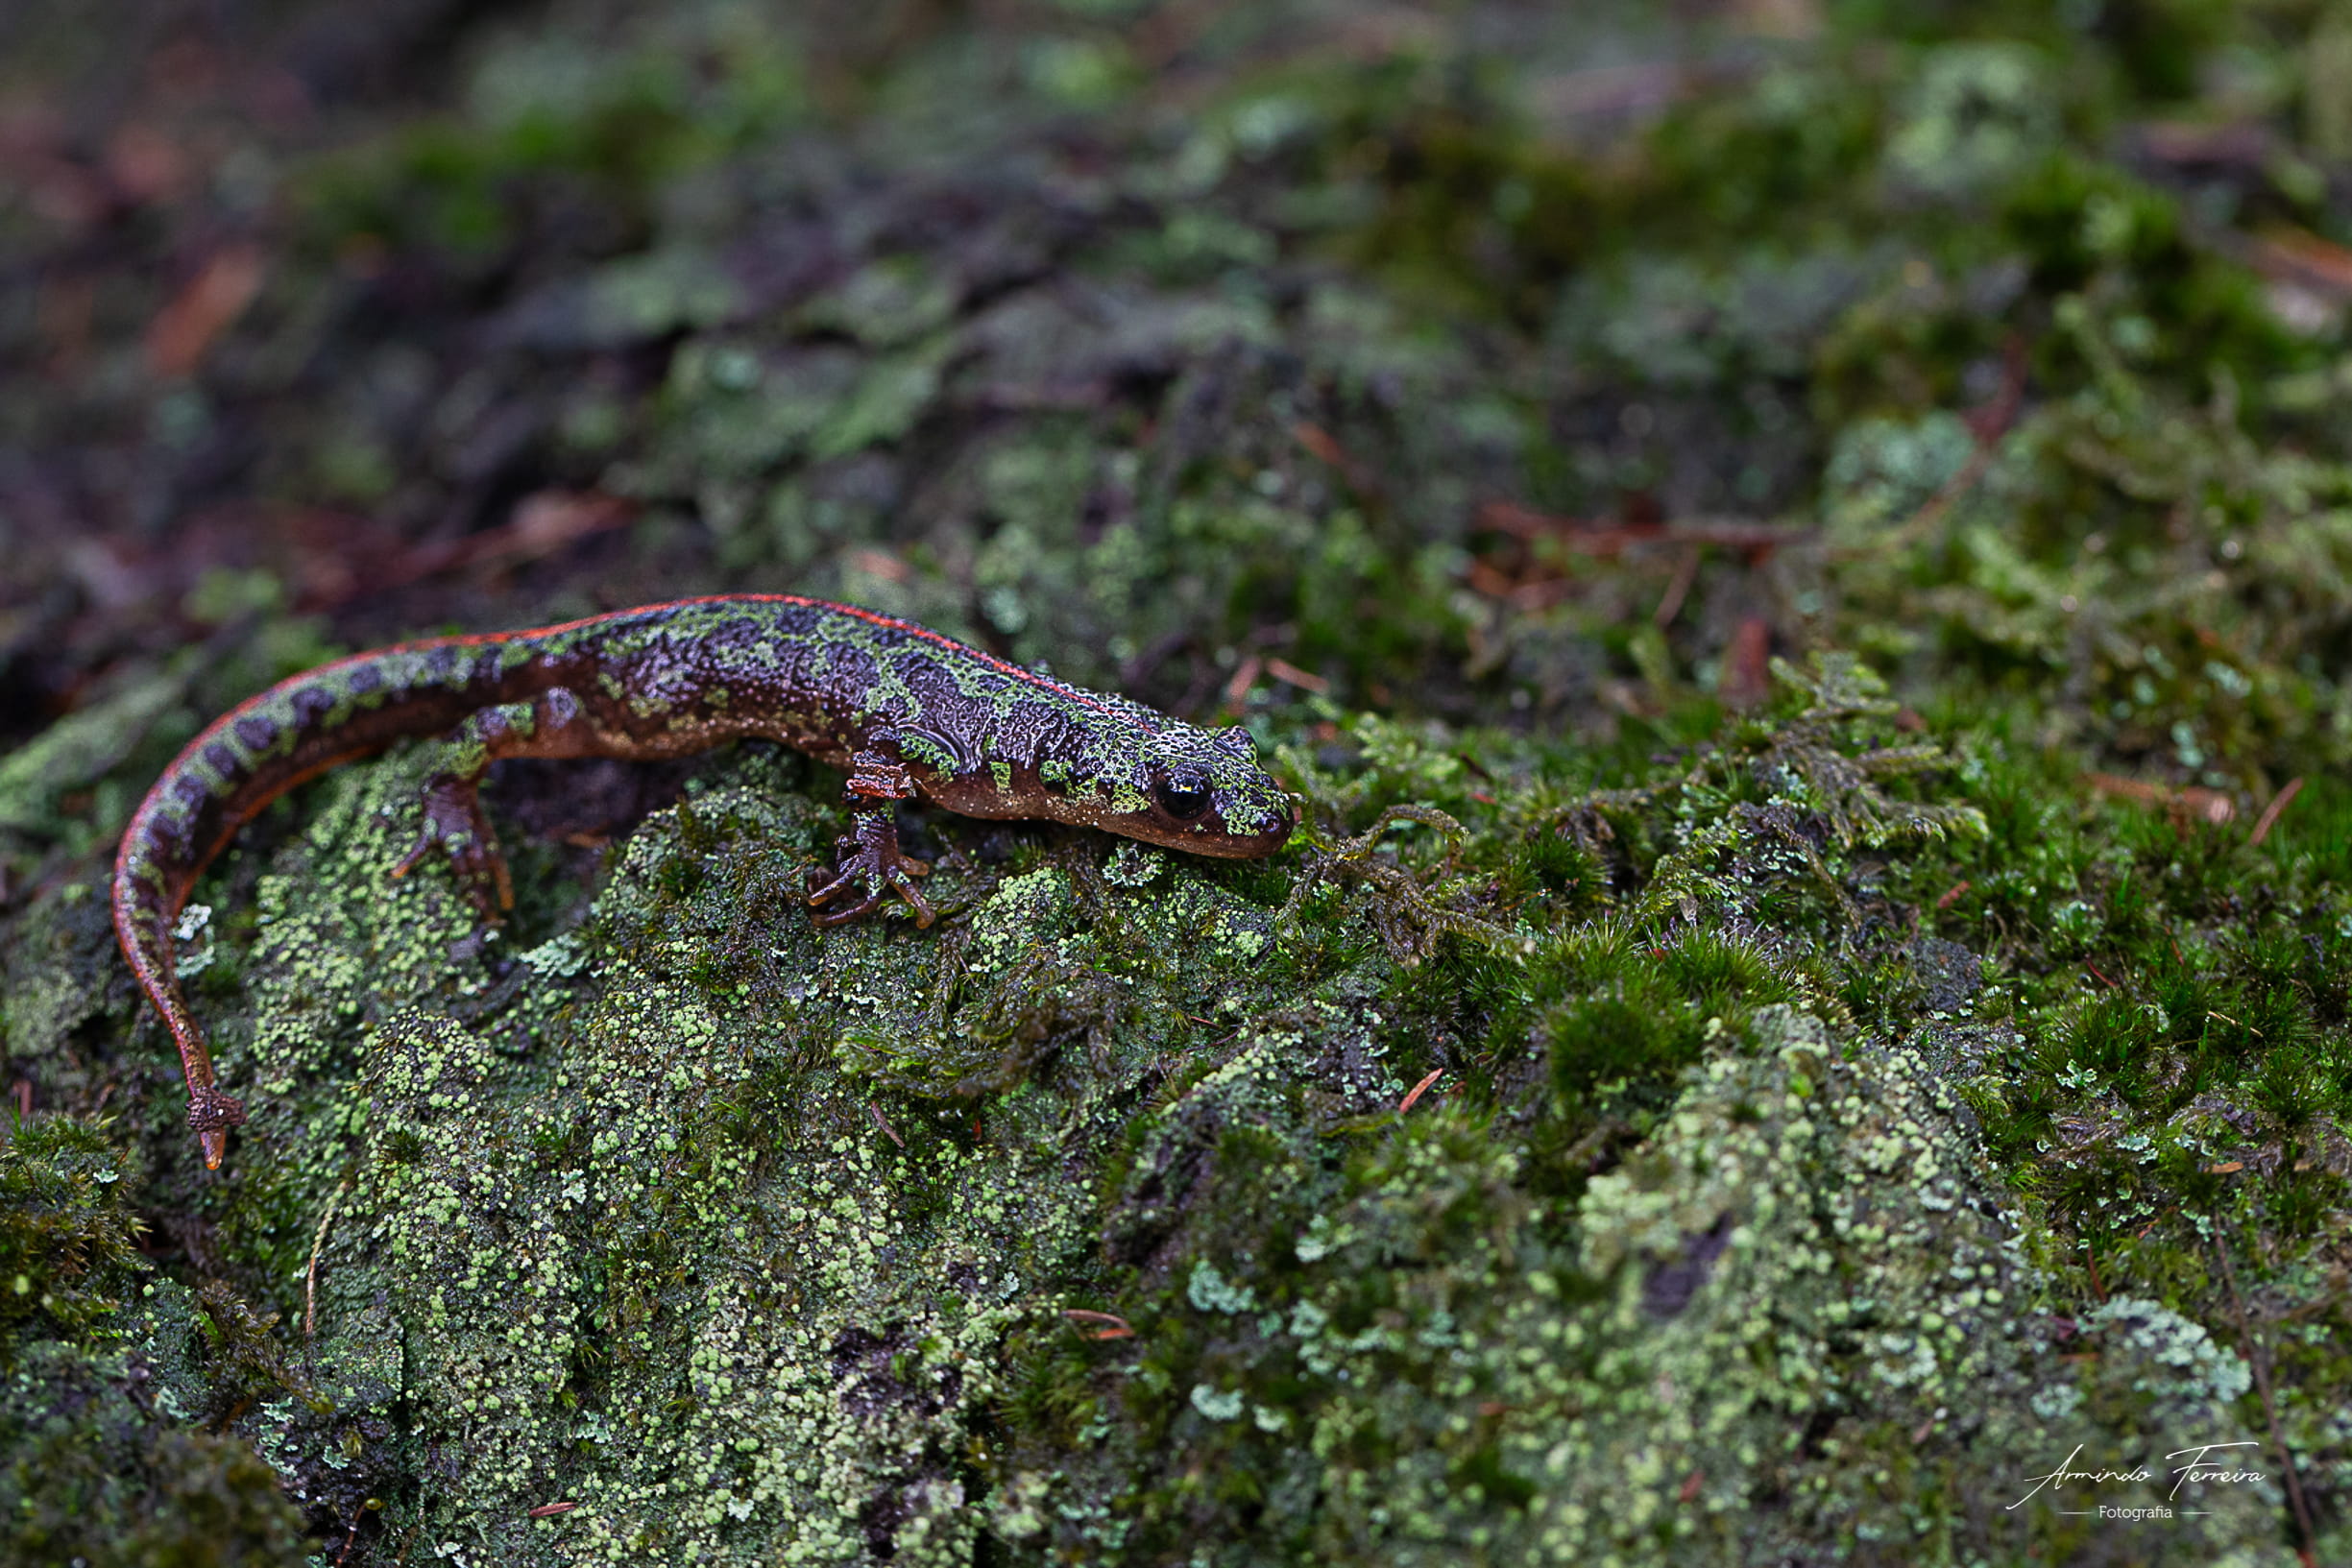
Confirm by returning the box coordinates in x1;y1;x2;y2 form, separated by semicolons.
807;740;935;928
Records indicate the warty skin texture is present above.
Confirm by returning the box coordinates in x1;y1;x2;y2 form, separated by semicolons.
112;594;1295;1169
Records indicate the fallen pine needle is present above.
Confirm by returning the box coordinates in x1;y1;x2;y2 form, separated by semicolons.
1265;657;1329;693
304;1180;351;1341
147;243;265;377
1063;1309;1134;1339
2248;777;2305;848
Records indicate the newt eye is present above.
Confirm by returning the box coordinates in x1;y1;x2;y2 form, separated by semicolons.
1152;770;1213;819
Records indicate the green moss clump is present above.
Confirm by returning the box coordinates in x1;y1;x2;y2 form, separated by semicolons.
999;1007;2280;1563
0;1338;308;1568
11;1;2352;1560
0;1117;146;1345
0;1120;306;1565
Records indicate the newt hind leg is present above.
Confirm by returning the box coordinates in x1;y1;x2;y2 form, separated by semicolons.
392;772;513;918
391;688;604;920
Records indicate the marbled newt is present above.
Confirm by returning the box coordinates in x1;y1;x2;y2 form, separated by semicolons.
113;595;1296;1169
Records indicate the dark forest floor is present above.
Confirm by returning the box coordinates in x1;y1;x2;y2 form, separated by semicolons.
3;1;2351;1562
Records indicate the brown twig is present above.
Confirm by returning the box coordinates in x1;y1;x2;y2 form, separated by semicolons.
1398;1068;1443;1114
291;491;639;613
146;243;265;378
2087;772;2236;827
1290;421;1385;504
1223;654;1263;710
1475;502;1808;557
1062;1309;1135;1340
2210;1236;2319;1565
2247;777;2305;849
2244;226;2352;299
1653;544;1701;628
396;491;636;587
1264;656;1329;694
2086;769;2166;802
1719;616;1773;710
867;1101;905;1148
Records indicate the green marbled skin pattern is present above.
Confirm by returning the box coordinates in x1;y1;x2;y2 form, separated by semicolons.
113;594;1295;1165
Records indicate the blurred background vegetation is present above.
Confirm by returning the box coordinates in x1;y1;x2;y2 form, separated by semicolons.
4;0;2352;1562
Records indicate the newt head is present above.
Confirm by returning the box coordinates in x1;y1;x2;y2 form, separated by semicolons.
1110;724;1295;858
924;710;1296;856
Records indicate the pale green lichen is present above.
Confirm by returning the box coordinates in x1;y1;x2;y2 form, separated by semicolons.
158;742;1298;1562
8;4;2352;1562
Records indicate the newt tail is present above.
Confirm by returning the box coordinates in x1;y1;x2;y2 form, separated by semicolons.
113;595;1295;1169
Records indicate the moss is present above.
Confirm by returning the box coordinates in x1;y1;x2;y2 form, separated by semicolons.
167;745;1315;1561
0;1117;147;1347
11;1;2352;1561
0;1118;306;1564
0;1338;307;1568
